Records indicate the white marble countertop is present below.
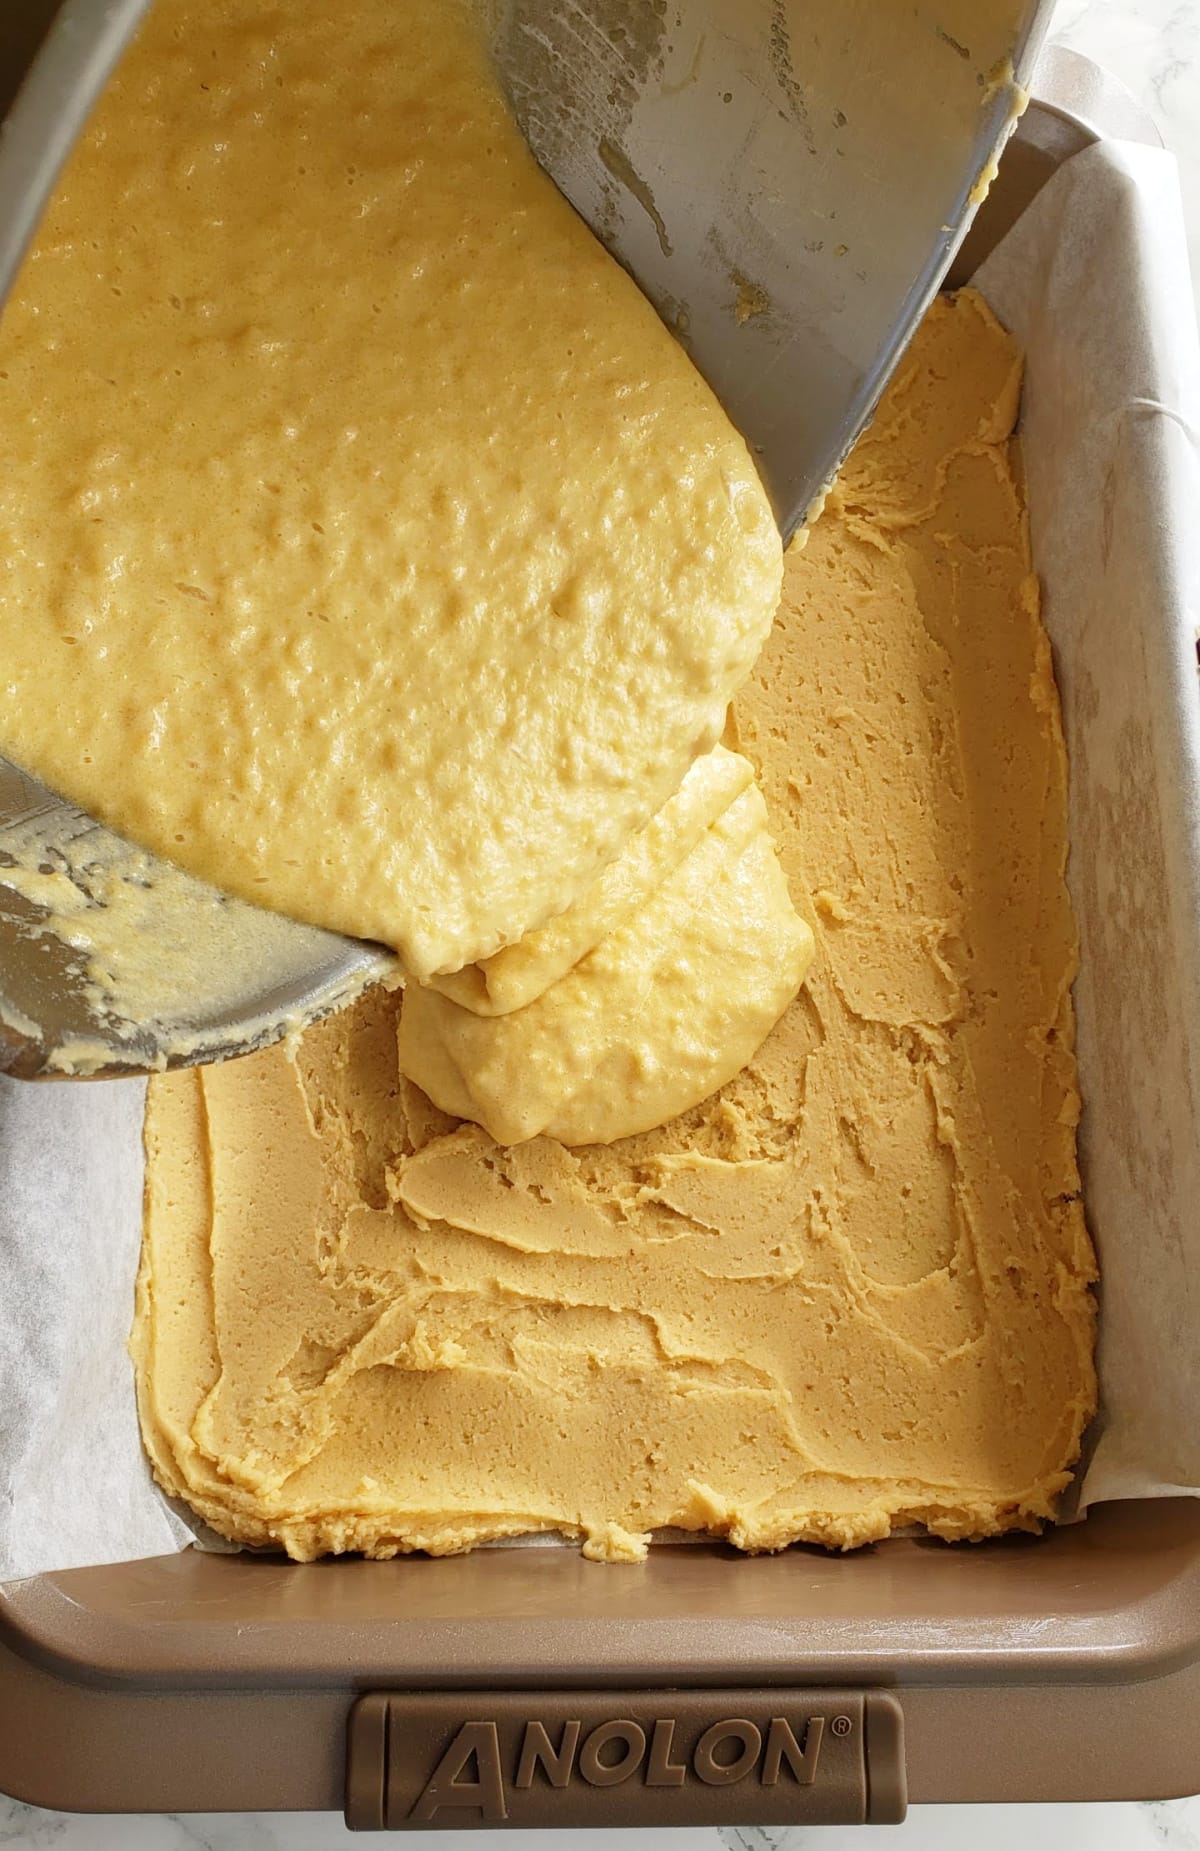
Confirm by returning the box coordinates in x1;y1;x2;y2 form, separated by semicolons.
3;0;1199;1846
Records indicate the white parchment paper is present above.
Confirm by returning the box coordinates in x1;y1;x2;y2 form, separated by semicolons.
975;140;1200;1509
0;1077;191;1577
1;136;1198;1583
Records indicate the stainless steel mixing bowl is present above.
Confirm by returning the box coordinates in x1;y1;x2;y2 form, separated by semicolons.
0;0;1051;1076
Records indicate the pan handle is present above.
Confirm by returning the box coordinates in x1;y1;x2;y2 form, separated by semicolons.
345;1686;906;1832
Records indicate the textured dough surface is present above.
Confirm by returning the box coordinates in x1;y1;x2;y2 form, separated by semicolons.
425;745;755;1016
398;773;814;1144
133;292;1097;1561
0;0;780;977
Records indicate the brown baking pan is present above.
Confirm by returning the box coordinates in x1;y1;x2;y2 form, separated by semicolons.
3;1500;1200;1822
2;46;1198;1833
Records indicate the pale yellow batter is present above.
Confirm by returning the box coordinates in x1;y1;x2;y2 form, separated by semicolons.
133;294;1098;1560
0;0;780;978
399;763;815;1145
424;745;757;1017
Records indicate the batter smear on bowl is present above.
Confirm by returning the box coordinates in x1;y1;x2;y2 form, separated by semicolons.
133;294;1098;1562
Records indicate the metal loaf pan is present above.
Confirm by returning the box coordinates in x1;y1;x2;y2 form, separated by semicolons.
1;48;1198;1834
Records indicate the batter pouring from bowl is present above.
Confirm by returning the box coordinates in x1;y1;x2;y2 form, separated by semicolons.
0;0;782;986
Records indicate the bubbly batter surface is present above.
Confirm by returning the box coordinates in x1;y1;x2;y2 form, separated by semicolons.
400;749;815;1145
0;0;780;977
134;294;1097;1560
